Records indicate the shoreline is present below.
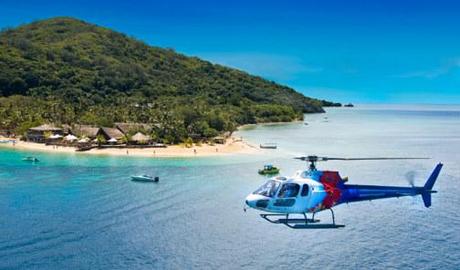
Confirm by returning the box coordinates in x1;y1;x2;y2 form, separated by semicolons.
0;136;260;158
237;120;304;130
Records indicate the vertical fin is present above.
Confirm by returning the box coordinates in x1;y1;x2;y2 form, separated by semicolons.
421;163;443;207
424;163;443;191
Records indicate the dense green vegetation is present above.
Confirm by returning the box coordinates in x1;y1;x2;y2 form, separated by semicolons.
0;17;338;143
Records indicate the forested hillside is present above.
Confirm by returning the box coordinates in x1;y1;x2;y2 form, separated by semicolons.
0;17;339;142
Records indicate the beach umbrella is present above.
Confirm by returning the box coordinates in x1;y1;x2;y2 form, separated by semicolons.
108;138;118;143
64;134;78;141
49;134;63;139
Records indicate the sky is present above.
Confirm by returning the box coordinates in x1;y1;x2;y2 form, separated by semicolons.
1;0;459;104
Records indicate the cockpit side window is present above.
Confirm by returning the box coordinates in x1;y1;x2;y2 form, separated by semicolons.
253;180;280;198
278;183;300;198
301;184;309;196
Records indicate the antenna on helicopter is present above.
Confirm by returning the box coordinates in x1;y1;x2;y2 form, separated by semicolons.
294;155;430;171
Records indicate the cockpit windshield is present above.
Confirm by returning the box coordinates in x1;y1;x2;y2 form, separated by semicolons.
253;180;280;198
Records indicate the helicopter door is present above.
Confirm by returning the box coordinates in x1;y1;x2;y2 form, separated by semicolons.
298;184;311;211
301;184;309;196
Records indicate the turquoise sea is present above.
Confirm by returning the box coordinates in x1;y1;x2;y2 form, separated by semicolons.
1;105;459;269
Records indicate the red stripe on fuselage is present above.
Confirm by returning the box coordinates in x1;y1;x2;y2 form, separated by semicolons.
319;171;343;208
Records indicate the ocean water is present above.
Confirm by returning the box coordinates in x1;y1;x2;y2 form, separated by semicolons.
1;104;459;269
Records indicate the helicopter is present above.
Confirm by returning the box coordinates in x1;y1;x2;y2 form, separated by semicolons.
244;156;443;229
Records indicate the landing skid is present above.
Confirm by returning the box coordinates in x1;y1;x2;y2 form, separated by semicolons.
259;209;345;229
287;223;345;229
261;214;320;224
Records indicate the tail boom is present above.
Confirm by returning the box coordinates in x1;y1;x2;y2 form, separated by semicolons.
339;163;443;207
339;184;421;204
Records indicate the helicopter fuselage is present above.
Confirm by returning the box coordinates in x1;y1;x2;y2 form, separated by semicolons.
245;170;340;214
245;164;443;215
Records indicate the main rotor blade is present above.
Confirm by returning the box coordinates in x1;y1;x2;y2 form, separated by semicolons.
324;157;430;161
294;156;430;162
294;156;310;161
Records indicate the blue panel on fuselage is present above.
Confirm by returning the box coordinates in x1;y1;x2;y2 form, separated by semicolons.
308;170;323;181
338;184;421;205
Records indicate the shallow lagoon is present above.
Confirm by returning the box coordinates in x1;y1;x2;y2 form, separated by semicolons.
1;105;459;269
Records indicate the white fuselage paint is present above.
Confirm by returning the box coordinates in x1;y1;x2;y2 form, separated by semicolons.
246;171;327;214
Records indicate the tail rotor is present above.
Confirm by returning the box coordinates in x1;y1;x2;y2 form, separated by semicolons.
405;170;417;187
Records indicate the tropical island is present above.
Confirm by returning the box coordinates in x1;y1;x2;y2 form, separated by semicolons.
0;17;340;156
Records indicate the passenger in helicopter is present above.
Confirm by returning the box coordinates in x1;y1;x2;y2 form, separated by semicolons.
278;183;300;198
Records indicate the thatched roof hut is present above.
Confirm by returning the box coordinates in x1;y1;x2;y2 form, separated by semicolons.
71;125;100;139
213;136;226;144
98;127;125;140
27;124;63;142
130;132;151;144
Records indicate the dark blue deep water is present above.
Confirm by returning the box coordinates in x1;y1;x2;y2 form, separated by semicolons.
1;105;459;269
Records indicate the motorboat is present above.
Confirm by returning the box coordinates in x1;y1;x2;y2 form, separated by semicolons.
131;175;159;182
22;156;39;162
258;164;280;175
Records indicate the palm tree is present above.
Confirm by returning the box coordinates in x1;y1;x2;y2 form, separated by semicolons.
121;134;131;145
43;131;52;139
96;134;106;147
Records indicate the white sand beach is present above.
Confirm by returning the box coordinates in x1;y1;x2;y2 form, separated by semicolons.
0;136;259;157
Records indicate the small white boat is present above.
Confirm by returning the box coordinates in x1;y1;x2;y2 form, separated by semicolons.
260;143;277;149
131;175;159;182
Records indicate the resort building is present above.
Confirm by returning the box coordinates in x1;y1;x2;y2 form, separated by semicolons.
213;132;231;144
26;124;63;143
71;125;100;140
98;127;125;142
213;136;226;144
129;132;151;145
